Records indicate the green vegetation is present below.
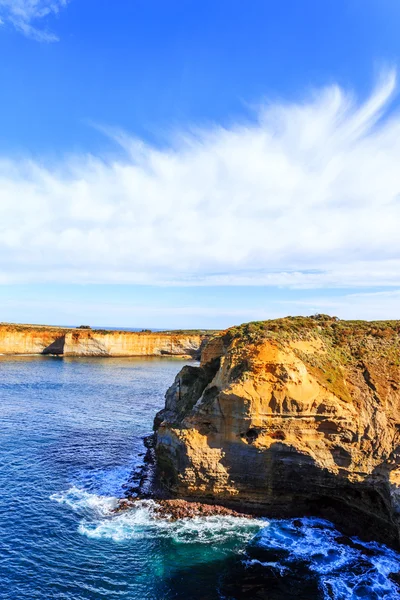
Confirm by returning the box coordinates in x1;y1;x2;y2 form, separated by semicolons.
0;323;218;336
223;314;400;347
0;322;71;332
162;329;219;335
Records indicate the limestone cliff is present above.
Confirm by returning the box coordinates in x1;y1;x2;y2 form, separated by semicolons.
0;323;211;358
154;316;400;547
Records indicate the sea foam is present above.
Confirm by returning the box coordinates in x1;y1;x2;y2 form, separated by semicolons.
251;517;400;600
51;487;400;597
51;486;267;544
50;486;118;515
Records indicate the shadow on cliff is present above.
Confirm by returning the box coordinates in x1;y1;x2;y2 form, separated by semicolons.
184;431;400;548
154;357;400;548
42;336;65;355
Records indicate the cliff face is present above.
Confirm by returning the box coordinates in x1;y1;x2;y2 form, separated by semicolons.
62;330;207;357
0;324;210;358
0;325;67;355
154;316;400;546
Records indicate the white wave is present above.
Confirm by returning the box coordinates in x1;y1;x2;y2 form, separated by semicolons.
80;502;266;544
50;485;118;515
78;500;158;541
243;558;289;576
256;517;358;574
51;488;400;597
52;486;267;545
253;517;400;600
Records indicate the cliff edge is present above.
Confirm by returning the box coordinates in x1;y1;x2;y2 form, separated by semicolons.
154;315;400;547
0;323;212;358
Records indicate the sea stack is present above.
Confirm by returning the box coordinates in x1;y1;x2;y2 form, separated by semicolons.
153;315;400;547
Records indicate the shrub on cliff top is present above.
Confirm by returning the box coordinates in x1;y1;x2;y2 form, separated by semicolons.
218;315;400;402
224;315;400;346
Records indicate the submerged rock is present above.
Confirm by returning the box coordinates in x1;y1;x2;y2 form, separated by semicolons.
153;315;400;547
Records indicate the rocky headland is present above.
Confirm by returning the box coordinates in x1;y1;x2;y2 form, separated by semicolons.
0;323;212;358
152;315;400;547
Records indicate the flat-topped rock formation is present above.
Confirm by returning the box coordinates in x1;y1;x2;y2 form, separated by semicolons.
0;323;214;358
153;315;400;547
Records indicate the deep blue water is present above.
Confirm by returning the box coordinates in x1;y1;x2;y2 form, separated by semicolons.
1;356;399;600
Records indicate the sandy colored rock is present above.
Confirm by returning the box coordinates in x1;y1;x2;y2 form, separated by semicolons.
0;323;212;358
154;315;400;547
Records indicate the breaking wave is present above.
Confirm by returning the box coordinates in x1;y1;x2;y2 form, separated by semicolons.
51;486;266;545
50;485;119;514
248;517;400;600
51;489;400;597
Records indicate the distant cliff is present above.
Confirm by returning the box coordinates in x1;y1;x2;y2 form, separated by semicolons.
0;323;213;358
154;316;400;547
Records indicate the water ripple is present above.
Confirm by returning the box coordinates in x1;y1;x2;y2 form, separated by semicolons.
1;355;400;600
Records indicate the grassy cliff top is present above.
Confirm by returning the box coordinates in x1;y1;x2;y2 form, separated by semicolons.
0;322;217;336
218;315;400;402
0;322;71;332
224;314;400;346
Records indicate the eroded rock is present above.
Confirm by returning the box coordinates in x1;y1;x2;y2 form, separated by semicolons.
113;497;253;520
153;316;400;547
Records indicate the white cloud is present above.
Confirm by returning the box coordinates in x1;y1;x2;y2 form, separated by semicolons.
280;289;400;321
1;70;400;287
0;0;68;41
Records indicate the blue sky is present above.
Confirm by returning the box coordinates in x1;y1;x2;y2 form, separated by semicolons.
1;0;400;328
1;0;400;155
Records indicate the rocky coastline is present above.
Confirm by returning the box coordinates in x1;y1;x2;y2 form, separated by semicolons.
117;433;255;520
147;315;400;548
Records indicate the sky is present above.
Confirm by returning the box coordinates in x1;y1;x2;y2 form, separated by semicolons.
1;0;400;329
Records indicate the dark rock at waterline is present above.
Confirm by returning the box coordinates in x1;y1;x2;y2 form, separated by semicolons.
389;572;400;588
112;497;254;520
154;317;400;549
143;433;155;449
335;535;377;557
155;499;254;520
220;556;320;600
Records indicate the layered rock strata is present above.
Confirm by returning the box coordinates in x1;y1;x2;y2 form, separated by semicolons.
0;323;211;358
154;316;400;547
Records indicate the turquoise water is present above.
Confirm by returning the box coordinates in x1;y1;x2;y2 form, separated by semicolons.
1;356;399;599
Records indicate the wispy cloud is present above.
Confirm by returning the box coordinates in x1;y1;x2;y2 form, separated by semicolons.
280;289;400;321
0;0;68;41
1;70;400;287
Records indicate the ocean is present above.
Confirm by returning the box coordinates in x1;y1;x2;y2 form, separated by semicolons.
1;355;399;599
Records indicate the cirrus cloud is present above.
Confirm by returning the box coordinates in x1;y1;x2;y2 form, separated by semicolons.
0;0;68;41
0;70;400;288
